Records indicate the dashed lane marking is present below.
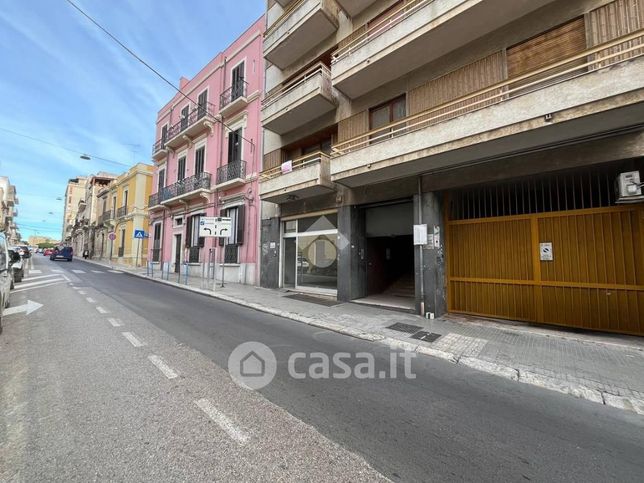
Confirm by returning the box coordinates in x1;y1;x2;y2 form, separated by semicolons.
108;318;123;327
194;399;249;445
51;269;63;273
121;332;146;347
96;306;109;314
108;270;124;274
86;297;96;304
148;355;179;379
72;269;86;274
78;290;87;295
91;270;104;273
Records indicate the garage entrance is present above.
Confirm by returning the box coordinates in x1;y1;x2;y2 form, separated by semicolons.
446;162;644;336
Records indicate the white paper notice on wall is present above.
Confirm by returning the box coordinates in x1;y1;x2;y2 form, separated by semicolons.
540;242;553;261
281;160;293;174
413;224;428;246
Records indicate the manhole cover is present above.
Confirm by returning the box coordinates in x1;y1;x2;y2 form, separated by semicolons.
411;331;442;342
386;322;423;334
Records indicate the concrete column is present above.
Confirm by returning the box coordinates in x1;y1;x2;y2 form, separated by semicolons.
337;205;367;302
260;217;280;289
414;191;447;318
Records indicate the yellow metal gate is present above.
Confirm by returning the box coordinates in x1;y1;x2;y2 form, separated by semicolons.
447;204;644;336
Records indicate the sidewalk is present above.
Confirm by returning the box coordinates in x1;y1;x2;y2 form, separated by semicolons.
86;258;644;415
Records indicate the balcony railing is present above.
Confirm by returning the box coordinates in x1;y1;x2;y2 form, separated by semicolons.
101;211;112;223
217;160;246;184
152;172;212;205
116;206;128;218
220;81;248;109
261;151;329;180
152;138;167;156
167;102;216;140
331;30;644;156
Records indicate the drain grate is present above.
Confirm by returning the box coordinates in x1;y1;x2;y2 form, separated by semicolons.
386;322;423;334
411;331;442;342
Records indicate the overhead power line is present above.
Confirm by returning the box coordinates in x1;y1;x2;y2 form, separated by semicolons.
0;127;129;167
64;0;256;152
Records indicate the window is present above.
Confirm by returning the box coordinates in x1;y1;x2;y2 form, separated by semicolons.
218;205;245;248
177;157;186;181
152;223;162;262
174;217;183;227
180;105;189;130
227;128;242;163
158;169;165;192
197;90;208;119
369;95;406;143
161;124;168;146
186;214;205;248
112;196;117;217
195;147;205;175
122;189;128;209
231;62;245;101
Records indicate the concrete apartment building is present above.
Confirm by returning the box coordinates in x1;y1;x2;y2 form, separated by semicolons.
94;163;153;266
0;177;20;244
62;176;88;242
259;0;644;335
70;173;117;255
147;17;265;283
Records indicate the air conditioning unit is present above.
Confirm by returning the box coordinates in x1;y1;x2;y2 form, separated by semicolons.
615;171;644;204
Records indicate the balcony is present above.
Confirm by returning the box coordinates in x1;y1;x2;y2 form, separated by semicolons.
331;0;557;98
152;138;168;161
220;81;249;117
330;32;644;187
262;63;337;134
101;211;112;223
153;172;212;207
334;0;377;17
116;206;128;218
165;103;216;150
260;151;334;203
216;160;247;190
264;0;339;70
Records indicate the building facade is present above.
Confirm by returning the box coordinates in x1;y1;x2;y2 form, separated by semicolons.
95;163;154;266
259;0;644;335
147;17;265;284
0;177;20;244
62;176;87;242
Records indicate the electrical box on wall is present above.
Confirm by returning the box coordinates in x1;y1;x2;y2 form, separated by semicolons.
616;171;644;204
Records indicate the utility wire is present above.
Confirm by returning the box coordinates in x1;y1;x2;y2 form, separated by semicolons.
64;0;256;152
0;127;129;167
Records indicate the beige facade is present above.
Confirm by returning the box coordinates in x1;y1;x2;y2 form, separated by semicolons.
62;176;87;242
259;0;644;335
0;176;20;244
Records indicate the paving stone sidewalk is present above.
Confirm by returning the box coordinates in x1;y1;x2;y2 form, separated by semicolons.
87;258;644;415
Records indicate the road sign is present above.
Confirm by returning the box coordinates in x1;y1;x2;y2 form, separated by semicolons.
199;216;232;238
134;229;146;239
108;232;116;241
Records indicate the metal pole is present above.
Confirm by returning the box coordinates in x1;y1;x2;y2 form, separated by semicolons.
417;176;425;317
135;237;140;268
220;242;225;288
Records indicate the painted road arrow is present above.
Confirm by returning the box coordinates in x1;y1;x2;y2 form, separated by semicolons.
4;300;43;316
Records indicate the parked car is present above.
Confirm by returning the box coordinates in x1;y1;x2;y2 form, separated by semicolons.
50;246;73;261
43;248;54;256
36;248;43;254
8;249;24;286
19;245;31;258
0;233;13;334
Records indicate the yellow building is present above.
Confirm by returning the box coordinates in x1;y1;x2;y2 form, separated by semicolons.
95;163;154;267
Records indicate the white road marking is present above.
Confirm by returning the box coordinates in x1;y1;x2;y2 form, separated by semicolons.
13;281;66;293
78;290;87;295
22;274;61;281
71;286;80;290
72;269;85;274
148;355;179;379
62;274;71;282
3;300;43;316
85;297;96;304
96;306;109;314
121;332;145;347
108;270;123;274
91;270;104;273
29;269;42;274
15;278;65;289
194;399;249;445
107;318;123;327
51;269;63;273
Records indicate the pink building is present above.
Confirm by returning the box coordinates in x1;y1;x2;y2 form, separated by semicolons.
148;17;264;284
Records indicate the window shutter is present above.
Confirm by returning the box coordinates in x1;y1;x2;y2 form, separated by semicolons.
186;216;192;248
236;205;245;245
198;215;205;248
219;209;226;246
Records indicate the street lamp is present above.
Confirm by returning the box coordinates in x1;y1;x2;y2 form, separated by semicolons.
80;154;91;160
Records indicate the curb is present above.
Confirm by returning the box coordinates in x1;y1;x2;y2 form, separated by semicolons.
82;259;644;416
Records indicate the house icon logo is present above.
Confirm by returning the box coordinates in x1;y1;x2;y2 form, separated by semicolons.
228;342;277;390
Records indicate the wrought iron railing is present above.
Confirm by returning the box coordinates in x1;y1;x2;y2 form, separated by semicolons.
101;211;112;223
150;172;211;205
118;246;125;257
116;206;128;218
220;81;248;109
152;138;167;155
167;102;216;140
188;246;201;263
224;244;239;264
217;160;246;184
148;192;160;207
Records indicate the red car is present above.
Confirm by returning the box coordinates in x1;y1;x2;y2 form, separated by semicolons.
43;248;54;256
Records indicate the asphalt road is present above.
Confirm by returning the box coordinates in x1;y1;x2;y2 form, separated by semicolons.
2;256;643;482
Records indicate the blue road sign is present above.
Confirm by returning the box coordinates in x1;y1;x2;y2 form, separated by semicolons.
134;229;146;239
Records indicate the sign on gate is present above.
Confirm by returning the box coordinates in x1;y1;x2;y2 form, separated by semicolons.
199;217;232;238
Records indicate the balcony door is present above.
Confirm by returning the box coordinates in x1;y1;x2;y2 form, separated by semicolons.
227;128;242;164
231;62;245;101
197;90;208;119
195;147;205;175
180;105;189;130
177;156;186;181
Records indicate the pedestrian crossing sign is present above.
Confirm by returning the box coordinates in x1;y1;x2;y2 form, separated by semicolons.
134;229;146;239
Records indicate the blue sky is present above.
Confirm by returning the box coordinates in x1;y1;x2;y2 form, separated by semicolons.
0;0;264;241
